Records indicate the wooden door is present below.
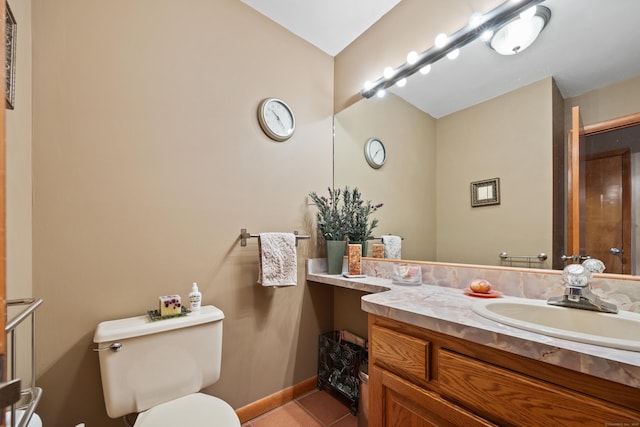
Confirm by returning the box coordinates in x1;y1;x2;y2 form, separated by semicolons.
567;108;639;271
567;106;586;259
584;150;631;274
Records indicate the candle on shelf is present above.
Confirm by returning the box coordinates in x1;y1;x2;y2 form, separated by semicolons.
348;244;362;275
372;243;385;258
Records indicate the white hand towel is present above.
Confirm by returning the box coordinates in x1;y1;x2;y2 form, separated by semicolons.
381;235;402;259
257;233;297;287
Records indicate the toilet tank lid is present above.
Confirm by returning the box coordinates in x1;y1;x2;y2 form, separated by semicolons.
93;305;224;343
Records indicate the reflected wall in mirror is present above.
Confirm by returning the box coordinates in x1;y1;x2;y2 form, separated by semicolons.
335;77;640;273
334;93;436;260
335;77;560;268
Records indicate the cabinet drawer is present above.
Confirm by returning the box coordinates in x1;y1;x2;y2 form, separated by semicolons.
371;325;430;383
438;349;640;427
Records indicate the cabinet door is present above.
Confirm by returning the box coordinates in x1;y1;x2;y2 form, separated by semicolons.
374;367;495;427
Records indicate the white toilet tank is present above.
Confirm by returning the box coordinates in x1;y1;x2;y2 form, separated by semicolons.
93;305;225;418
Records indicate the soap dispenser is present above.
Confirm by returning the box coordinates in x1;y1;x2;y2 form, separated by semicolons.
189;282;202;312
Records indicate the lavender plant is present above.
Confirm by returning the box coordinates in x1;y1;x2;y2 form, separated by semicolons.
309;187;383;242
308;187;348;241
343;187;383;242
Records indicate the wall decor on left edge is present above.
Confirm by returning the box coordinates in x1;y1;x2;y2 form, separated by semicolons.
5;1;16;110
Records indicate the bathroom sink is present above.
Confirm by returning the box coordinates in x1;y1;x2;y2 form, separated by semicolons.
471;298;640;352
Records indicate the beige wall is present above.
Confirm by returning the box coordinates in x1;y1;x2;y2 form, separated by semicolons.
6;0;32;301
334;93;437;261
30;1;333;425
436;78;554;268
5;0;34;385
566;75;640;127
333;287;368;340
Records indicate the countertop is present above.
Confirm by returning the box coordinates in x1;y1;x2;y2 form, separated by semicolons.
307;269;640;390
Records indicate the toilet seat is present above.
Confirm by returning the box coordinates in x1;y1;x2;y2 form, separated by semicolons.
134;392;241;427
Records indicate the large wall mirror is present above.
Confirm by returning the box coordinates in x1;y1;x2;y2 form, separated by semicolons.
334;0;640;277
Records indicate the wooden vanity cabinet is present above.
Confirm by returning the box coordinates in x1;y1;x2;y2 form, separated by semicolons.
368;315;640;427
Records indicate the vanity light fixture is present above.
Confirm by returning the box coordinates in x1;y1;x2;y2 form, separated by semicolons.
489;6;551;55
360;0;547;99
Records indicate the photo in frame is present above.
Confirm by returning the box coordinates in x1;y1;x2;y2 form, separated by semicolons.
471;178;500;207
5;1;16;110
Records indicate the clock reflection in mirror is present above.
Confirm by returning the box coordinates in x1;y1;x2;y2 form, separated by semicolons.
364;138;386;169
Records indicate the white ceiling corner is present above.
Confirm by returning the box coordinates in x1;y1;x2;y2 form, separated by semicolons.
240;0;402;56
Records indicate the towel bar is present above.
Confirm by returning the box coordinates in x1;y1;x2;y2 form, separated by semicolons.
240;228;310;247
499;252;547;268
6;298;44;427
370;234;404;240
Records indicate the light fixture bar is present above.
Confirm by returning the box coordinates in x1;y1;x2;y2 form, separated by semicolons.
360;0;546;99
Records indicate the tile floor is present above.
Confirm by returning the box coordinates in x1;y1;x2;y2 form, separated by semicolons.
242;389;358;427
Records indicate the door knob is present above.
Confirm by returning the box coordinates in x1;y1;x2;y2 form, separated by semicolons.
609;247;624;255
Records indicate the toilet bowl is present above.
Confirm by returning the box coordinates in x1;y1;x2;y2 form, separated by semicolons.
93;305;240;426
134;393;239;427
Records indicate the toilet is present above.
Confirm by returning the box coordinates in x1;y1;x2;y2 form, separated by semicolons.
93;305;241;426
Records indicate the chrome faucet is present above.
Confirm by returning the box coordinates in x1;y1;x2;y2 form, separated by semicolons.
547;259;618;314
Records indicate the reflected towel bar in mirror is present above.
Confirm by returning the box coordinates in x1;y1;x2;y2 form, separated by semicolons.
499;252;547;268
370;234;404;241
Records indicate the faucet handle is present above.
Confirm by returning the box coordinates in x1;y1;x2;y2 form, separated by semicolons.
581;258;605;274
562;264;591;287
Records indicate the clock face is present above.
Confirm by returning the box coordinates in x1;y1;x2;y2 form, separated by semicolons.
364;138;386;168
258;98;295;141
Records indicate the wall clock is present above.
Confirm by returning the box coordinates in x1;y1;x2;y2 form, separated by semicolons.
364;138;386;169
257;98;296;142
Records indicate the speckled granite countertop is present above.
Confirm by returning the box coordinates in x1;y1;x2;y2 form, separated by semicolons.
307;264;640;390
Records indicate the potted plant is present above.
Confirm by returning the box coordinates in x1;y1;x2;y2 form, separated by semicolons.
343;187;383;256
308;187;349;274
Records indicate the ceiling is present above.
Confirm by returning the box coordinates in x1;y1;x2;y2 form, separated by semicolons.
242;0;640;118
240;0;401;57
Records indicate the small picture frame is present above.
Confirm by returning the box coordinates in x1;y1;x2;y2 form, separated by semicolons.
471;178;500;207
5;1;16;110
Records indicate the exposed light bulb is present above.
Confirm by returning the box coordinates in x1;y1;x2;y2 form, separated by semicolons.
383;66;395;79
419;64;431;75
406;51;419;65
446;49;460;60
363;80;373;91
520;5;536;19
434;33;448;48
469;12;483;28
481;30;494;41
376;89;386;98
396;78;407;88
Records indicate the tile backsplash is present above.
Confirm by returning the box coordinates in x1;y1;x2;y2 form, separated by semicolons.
325;258;640;312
